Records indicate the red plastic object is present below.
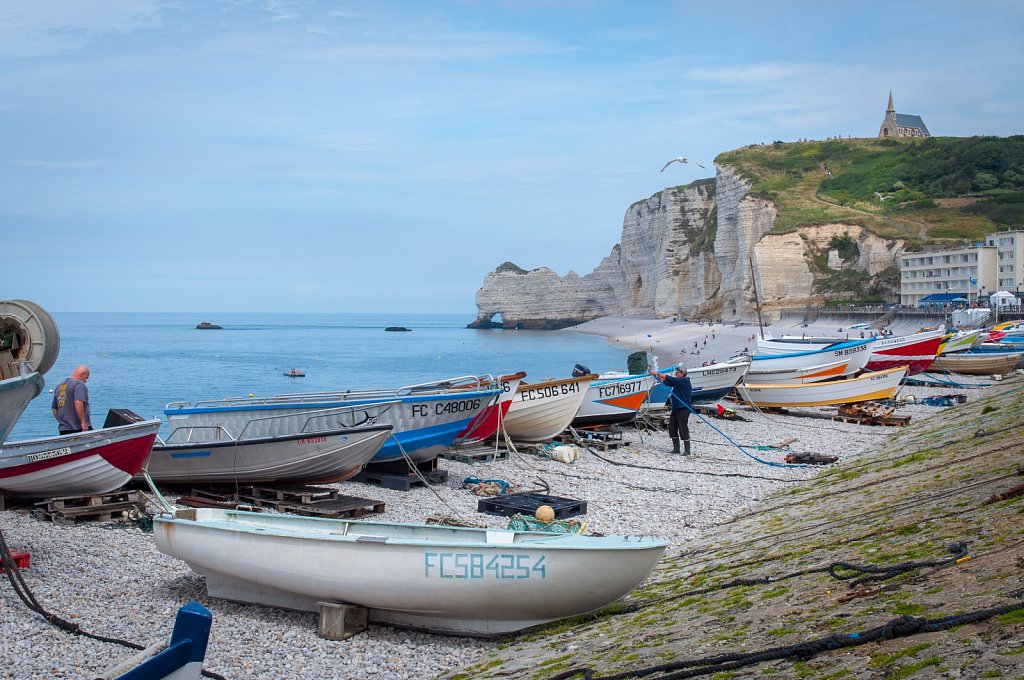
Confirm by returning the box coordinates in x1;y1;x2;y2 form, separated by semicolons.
1;549;30;572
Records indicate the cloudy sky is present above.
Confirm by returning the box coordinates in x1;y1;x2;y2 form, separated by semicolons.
2;0;1021;314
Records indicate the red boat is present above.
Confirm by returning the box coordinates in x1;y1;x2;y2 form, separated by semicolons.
0;418;160;497
454;372;526;445
862;329;944;375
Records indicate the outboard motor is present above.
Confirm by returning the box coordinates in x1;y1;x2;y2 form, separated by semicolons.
571;363;591;377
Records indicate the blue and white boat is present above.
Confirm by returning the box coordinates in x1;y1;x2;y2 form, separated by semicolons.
648;356;752;406
102;601;212;680
164;376;501;465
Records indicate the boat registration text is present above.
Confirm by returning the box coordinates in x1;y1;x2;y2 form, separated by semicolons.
518;382;580;401
424;552;547;579
26;447;72;462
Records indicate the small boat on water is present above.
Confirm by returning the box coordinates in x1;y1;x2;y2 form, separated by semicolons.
141;406;394;485
283;368;305;377
164;376;501;465
153;507;668;637
500;374;597;442
929;352;1022;376
735;366;907;408
195;322;222;330
0;417;161;497
572;373;655;427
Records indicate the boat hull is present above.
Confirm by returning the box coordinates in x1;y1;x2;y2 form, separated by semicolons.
735;367;907;408
862;330;943;375
929;353;1021;375
572;375;655;427
648;358;751;404
154;508;667;637
165;385;499;465
455;372;526;445
751;338;874;374
0;419;160;497
0;372;44;445
501;374;596;442
142;425;392;484
743;357;850;385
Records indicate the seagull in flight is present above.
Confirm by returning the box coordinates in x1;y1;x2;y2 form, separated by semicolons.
661;156;705;172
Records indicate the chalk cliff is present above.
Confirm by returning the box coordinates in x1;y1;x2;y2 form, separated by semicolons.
469;165;905;329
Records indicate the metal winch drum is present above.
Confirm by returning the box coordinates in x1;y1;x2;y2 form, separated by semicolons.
0;299;60;379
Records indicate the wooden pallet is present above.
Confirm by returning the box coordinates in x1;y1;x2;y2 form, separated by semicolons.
31;491;143;525
560;429;626;451
182;485;386;519
440;447;510;464
832;402;911;427
290;497;386;518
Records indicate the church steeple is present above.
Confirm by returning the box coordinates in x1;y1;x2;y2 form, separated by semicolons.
886;91;895;113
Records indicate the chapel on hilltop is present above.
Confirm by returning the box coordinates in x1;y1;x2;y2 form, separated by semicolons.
878;92;930;138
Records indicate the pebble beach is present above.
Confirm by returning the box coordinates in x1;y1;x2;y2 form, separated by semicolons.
0;318;1005;679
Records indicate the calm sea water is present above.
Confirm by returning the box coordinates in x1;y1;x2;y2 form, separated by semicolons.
10;312;630;440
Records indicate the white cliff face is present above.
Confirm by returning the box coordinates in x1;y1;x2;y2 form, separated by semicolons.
470;166;904;329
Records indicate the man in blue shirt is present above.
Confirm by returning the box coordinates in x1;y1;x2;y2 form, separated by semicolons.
51;364;92;435
650;366;693;455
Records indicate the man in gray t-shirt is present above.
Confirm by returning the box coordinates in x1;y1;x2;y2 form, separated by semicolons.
51;365;92;435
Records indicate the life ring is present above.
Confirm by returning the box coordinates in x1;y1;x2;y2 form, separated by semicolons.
0;299;60;377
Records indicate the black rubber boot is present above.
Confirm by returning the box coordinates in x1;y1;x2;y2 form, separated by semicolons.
683;439;691;456
671;437;680;454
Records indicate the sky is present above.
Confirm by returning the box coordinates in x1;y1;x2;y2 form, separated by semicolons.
2;1;1022;315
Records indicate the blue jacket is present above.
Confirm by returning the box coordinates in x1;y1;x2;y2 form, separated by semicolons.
661;374;692;410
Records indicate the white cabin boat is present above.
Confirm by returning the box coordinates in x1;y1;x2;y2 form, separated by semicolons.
153;508;668;637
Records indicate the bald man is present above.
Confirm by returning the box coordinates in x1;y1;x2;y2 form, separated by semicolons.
52;364;92;435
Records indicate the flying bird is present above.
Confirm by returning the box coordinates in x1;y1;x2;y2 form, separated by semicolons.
660;156;705;172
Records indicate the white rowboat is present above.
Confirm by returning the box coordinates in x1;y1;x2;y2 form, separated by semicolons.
735;367;907;408
153;508;668;637
501;374;596;442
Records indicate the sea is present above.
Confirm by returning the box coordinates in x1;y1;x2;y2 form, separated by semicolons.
10;312;631;441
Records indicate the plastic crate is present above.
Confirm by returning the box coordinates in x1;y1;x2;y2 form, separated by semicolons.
477;493;587;519
0;550;29;572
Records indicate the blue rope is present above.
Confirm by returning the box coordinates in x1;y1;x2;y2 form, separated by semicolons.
667;391;807;468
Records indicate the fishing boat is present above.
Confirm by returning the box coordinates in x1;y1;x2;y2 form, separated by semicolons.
454;371;526;445
164;376;500;465
929;352;1021;376
1;299;61;444
862;329;944;375
499;374;597;442
648;356;752;405
283;368;305;378
572;373;655;427
101;601;212;680
734;367;907;408
964;344;1024;369
749;337;875;375
0;418;160;497
742;356;851;385
937;329;983;355
141;406;394;484
153;507;668;637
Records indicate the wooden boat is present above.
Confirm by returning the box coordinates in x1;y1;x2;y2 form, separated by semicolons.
742;356;851;385
153;507;668;637
164;376;500;465
749;337;874;375
141;407;393;484
455;371;526;445
0;418;160;497
965;345;1024;369
929;352;1021;376
101;601;212;680
862;329;943;375
572;373;655;427
735;367;907;408
647;356;752;405
500;374;597;442
283;368;305;377
937;330;983;355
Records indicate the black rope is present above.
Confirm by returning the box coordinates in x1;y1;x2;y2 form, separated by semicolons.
0;526;225;680
549;600;1024;679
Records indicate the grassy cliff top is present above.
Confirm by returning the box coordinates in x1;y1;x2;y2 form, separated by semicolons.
715;136;1024;247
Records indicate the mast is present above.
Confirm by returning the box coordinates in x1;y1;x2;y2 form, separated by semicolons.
749;256;765;340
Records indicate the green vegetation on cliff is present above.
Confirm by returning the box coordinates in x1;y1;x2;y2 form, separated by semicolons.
716;136;1024;246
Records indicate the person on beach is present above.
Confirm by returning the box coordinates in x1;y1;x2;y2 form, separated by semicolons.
649;366;693;455
52;364;92;435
